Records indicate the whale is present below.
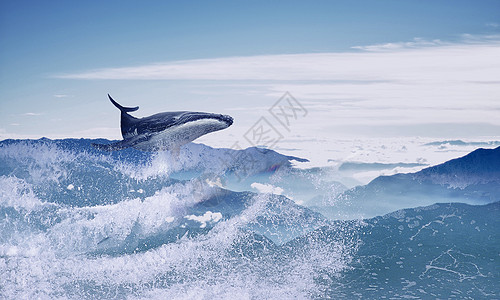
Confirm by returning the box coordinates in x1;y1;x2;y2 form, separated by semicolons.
92;94;233;151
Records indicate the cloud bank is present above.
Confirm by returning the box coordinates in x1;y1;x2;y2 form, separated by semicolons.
47;36;500;155
57;37;500;84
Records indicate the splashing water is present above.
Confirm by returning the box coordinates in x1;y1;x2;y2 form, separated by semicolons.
2;139;499;299
0;139;358;299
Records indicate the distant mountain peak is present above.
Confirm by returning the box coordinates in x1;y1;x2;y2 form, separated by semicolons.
414;146;500;188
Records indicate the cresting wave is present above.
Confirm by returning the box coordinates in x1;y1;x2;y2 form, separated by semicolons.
0;139;358;299
1;139;498;299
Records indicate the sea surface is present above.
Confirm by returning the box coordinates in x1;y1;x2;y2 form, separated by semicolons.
0;139;498;299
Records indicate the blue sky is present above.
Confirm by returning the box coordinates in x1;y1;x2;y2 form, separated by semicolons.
1;0;500;153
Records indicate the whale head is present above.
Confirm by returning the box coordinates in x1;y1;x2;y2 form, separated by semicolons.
150;111;233;150
175;112;233;131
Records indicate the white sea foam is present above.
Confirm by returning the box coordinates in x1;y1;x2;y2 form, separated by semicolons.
0;139;359;298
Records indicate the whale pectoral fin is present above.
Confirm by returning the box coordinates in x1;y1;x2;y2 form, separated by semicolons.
92;140;130;151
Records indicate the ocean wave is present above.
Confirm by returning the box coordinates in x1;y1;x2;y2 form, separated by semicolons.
1;138;498;299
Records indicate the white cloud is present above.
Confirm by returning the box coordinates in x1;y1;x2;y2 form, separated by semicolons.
184;211;222;228
54;94;72;98
55;37;500;87
28;35;500;159
251;182;284;195
23;112;42;116
205;177;224;188
351;37;447;51
353;34;500;51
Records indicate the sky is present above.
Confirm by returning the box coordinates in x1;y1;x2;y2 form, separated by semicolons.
1;0;500;163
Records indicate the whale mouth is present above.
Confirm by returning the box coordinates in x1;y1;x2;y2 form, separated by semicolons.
221;114;233;126
176;112;234;128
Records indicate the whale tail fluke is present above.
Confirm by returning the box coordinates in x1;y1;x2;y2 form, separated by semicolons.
108;94;139;113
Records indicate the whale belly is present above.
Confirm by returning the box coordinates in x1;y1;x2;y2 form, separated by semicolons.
132;119;228;151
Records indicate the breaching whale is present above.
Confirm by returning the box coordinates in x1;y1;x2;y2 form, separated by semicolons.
92;94;233;151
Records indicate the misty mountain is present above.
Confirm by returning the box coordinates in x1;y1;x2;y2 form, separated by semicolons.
315;147;500;219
